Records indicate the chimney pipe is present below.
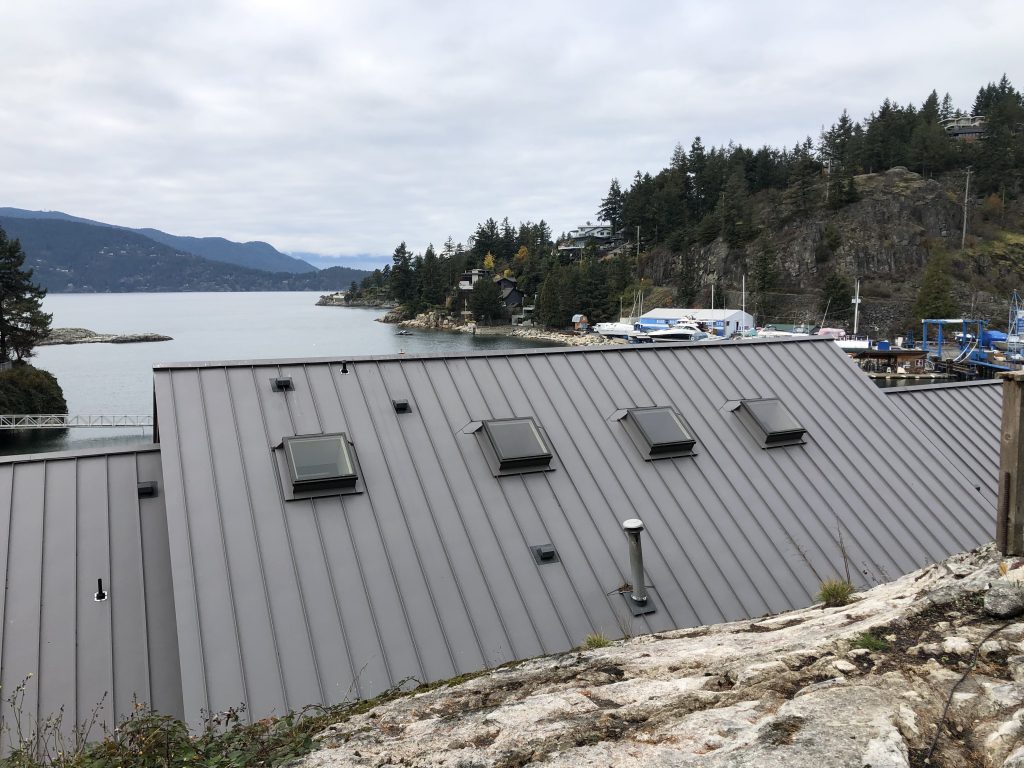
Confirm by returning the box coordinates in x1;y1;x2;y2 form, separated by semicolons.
622;519;647;603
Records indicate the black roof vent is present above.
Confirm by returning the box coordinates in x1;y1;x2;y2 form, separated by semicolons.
623;406;696;460
271;376;294;392
738;398;806;448
481;417;553;474
137;480;158;499
283;433;359;493
530;544;560;564
393;399;411;414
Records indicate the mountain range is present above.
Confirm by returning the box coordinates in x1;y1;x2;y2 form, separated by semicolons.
0;208;370;293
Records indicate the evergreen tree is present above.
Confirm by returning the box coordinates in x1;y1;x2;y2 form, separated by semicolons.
0;226;51;361
913;252;958;319
819;272;852;319
598;179;624;232
389;242;416;306
419;244;446;307
467;278;503;324
939;92;954;121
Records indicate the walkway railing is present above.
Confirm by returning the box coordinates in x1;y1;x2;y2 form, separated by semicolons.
0;415;153;429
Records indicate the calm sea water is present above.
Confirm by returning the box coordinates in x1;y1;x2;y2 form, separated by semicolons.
5;292;553;455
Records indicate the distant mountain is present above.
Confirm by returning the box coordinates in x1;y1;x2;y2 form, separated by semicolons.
0;217;369;293
137;229;316;273
291;251;389;271
0;207;316;274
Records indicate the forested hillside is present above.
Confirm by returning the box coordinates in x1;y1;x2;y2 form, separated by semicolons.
0;217;368;292
358;76;1024;335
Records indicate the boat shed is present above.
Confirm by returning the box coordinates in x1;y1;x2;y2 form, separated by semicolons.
0;445;183;749
639;308;754;336
885;380;1002;508
149;338;991;727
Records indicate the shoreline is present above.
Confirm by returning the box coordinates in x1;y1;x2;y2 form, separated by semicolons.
396;313;623;347
38;328;173;346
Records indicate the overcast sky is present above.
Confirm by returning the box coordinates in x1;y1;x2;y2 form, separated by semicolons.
1;1;1019;267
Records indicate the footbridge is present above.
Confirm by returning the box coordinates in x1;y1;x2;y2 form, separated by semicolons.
0;415;153;429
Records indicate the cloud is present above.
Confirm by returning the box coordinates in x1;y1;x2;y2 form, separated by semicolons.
1;0;1019;258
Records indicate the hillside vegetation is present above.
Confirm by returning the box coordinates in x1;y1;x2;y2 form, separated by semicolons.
359;75;1024;335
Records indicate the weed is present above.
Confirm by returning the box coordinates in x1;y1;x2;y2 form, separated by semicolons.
582;633;612;650
817;578;856;608
850;632;889;652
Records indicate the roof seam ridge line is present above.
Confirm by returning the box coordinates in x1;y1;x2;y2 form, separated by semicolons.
241;365;295;711
328;363;400;686
34;460;48;737
635;347;777;615
487;358;576;649
105;458;118;720
672;345;823;595
0;466;15;739
197;368;254;716
405;360;518;666
392;361;491;671
164;372;211;717
134;453;155;715
447;358;549;656
779;344;914;574
350;363;454;680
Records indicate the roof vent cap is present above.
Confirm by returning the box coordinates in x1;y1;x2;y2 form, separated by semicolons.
271;376;294;392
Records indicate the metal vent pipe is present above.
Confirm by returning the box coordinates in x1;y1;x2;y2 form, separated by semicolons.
622;519;647;603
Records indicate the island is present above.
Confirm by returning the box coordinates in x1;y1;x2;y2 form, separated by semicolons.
38;327;173;346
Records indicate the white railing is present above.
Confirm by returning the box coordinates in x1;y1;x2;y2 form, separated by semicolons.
0;415;153;429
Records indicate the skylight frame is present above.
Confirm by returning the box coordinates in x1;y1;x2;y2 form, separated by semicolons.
281;432;360;494
623;406;697;460
738;398;806;448
479;417;555;475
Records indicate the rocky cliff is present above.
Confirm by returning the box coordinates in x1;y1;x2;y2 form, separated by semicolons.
300;545;1024;768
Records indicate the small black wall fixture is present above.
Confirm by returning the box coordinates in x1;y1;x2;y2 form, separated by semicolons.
271;376;294;392
137;480;158;499
340;361;349;374
94;578;108;602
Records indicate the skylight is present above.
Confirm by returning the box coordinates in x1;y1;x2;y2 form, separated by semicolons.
282;433;358;492
740;399;806;447
626;407;696;459
481;418;553;473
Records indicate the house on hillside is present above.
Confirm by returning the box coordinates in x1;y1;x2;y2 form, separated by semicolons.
940;115;987;141
0;339;994;739
457;268;491;291
494;274;524;308
557;223;617;260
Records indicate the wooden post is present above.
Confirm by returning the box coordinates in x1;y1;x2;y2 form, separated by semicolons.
998;370;1024;554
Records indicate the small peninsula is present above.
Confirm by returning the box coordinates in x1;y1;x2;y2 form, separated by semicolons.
38;327;172;346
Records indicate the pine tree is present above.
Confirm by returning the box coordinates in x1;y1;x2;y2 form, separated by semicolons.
598;179;624;232
0;226;51;361
913;252;958;319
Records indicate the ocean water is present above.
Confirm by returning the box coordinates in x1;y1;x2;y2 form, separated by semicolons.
5;292;553;455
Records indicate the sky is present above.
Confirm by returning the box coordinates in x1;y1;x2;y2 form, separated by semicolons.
1;1;1020;269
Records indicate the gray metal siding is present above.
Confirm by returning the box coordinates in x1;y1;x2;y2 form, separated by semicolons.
154;339;993;726
885;380;1002;506
0;448;183;748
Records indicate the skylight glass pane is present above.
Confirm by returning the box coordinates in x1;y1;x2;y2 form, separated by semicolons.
483;418;552;470
742;399;804;440
629;407;695;452
285;434;356;485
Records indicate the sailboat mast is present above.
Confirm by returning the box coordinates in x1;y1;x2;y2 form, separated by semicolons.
852;279;861;336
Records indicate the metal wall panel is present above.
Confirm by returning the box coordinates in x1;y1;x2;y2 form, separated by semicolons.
154;339;994;726
0;447;182;750
885;380;1002;507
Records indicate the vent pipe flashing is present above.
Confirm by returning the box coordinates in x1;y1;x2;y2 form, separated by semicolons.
622;518;647;603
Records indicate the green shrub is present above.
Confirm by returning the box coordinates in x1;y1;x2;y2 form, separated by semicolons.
817;578;856;607
0;363;67;414
582;632;612;649
850;632;889;652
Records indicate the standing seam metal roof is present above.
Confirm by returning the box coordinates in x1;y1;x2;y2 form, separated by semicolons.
885;380;1002;507
0;445;183;749
152;338;992;725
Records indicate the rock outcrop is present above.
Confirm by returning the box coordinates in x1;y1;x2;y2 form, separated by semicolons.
301;546;1024;768
38;327;172;345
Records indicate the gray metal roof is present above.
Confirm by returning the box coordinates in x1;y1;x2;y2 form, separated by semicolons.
153;338;992;725
0;445;183;748
885;380;1002;507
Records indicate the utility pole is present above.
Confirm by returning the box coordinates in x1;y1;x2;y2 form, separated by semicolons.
961;166;972;253
852;279;861;336
741;274;746;333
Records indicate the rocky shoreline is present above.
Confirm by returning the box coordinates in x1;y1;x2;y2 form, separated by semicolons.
316;292;399;309
301;544;1024;768
38;327;172;346
396;310;622;347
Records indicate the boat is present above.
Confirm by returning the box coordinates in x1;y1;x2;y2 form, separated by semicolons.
593;321;636;339
643;322;708;342
396;330;413;336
